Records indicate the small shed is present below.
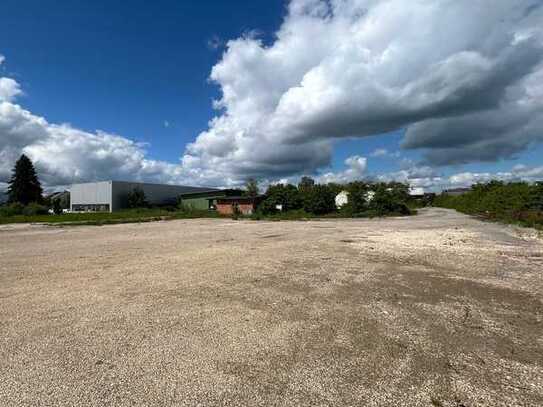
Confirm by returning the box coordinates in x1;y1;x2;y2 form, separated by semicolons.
215;196;262;216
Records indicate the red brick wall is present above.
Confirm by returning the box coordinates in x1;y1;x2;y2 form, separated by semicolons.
216;202;255;215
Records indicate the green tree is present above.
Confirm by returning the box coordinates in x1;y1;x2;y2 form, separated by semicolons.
369;183;410;216
303;184;336;215
260;183;303;214
298;176;315;194
344;181;370;214
244;178;259;197
127;187;148;208
7;154;43;205
530;182;543;210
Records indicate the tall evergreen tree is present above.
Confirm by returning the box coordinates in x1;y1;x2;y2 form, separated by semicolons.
7;154;43;205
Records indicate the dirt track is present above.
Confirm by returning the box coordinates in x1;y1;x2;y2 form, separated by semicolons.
1;208;542;406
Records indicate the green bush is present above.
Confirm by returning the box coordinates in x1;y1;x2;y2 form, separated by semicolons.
303;184;336;215
0;202;25;217
22;202;49;216
434;181;543;228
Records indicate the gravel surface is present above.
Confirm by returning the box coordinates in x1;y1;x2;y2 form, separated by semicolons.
1;208;542;406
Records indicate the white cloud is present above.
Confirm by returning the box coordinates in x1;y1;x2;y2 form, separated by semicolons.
448;165;543;187
184;0;543;180
370;148;400;158
0;100;233;188
0;56;23;103
370;148;388;157
2;1;543;189
377;164;444;192
0;78;22;102
317;155;367;184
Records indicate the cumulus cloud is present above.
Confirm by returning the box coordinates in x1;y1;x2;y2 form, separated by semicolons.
377;163;543;192
318;155;367;184
0;101;183;186
0;78;22;102
448;164;543;187
403;65;543;164
0;55;235;188
184;0;543;180
2;0;543;189
370;148;399;158
377;163;445;191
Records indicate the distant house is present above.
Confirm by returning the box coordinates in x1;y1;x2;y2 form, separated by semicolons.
215;196;262;216
442;187;471;196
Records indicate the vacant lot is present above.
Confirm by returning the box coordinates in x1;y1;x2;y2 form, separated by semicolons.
1;208;542;406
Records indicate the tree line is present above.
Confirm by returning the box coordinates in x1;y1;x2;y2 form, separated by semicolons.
251;177;412;217
434;181;543;228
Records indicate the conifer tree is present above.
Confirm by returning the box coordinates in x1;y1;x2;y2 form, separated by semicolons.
7;154;43;205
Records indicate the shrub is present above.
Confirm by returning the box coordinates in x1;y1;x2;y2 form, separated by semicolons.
22;202;49;216
0;202;25;217
434;181;543;228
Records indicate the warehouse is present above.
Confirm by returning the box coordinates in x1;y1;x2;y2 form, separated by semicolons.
70;181;219;212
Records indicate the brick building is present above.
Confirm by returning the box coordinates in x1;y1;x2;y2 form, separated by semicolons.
215;196;262;216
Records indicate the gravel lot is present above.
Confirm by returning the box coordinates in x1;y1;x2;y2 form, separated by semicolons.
1;208;542;406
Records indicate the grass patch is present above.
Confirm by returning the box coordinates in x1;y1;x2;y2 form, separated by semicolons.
0;208;223;226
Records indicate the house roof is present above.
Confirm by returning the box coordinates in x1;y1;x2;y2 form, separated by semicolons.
216;195;264;202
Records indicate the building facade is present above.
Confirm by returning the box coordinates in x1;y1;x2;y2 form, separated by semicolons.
215;196;261;216
70;181;218;212
179;189;244;211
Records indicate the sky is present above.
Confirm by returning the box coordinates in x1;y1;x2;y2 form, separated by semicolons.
1;0;543;193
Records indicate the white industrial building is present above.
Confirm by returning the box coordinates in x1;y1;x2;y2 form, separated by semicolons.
70;181;217;212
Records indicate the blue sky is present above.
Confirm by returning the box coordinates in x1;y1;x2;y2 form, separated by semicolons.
0;0;283;161
0;0;542;191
